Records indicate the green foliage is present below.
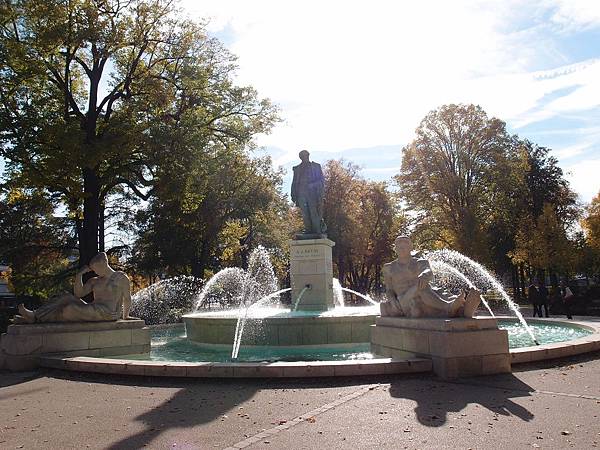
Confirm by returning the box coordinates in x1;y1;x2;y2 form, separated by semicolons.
0;0;278;265
397;103;581;287
583;191;600;252
580;191;600;277
396;104;511;262
323;160;406;293
132;149;286;278
0;187;75;297
509;142;580;277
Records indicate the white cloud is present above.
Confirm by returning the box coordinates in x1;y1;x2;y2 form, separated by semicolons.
564;158;600;203
183;1;525;152
548;0;600;31
181;0;600;200
505;59;600;128
553;142;592;160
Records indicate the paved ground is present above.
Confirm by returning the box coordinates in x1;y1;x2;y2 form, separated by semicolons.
1;350;599;450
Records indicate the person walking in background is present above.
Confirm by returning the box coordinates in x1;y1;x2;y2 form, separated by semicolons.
560;279;574;320
537;279;549;318
528;280;541;317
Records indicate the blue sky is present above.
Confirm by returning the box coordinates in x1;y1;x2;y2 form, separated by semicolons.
185;0;600;204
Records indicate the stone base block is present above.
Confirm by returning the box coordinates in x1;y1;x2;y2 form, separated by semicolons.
289;238;335;311
370;317;511;378
0;319;150;371
183;313;376;346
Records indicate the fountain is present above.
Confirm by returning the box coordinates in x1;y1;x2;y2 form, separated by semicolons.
179;153;541;365
120;152;591;376
22;242;595;378
427;249;539;345
183;245;379;353
3;153;598;377
178;239;539;368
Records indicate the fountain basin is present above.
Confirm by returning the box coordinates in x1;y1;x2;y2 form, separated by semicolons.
35;317;600;378
183;306;378;347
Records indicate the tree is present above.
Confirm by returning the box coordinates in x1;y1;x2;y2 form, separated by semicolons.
133;149;285;278
396;104;511;261
0;0;277;265
323;160;405;294
0;187;75;297
583;191;600;252
581;191;600;278
396;104;581;300
509;141;580;289
518;140;579;224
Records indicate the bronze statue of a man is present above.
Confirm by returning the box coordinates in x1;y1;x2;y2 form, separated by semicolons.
291;150;327;236
14;252;134;324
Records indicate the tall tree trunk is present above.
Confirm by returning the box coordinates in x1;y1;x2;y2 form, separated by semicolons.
192;242;211;278
98;200;105;252
512;266;520;301
549;269;558;289
81;167;100;266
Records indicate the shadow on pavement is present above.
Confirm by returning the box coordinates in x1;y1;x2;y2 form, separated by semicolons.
388;374;535;427
39;370;402;449
0;370;41;388
107;380;257;449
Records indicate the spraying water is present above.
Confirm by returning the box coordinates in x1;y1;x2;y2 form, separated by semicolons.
255;288;292;306
228;247;280;360
194;267;245;311
292;285;310;312
231;288;292;360
429;260;495;317
132;276;203;324
428;249;539;345
340;287;378;306
333;278;345;307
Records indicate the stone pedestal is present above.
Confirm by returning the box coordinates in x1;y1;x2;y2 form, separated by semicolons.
289;238;335;311
0;320;150;371
184;312;376;346
370;317;511;378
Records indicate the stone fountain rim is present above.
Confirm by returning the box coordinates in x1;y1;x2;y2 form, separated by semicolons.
36;317;600;378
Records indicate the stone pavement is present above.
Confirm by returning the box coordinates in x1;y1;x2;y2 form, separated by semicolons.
1;351;599;449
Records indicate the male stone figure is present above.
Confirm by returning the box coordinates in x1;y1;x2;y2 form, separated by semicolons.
14;252;133;324
291;150;327;236
380;236;480;318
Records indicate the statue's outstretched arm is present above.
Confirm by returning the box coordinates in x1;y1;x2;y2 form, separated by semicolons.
118;273;134;319
383;266;396;302
385;283;397;303
73;267;95;298
417;259;433;289
122;287;132;319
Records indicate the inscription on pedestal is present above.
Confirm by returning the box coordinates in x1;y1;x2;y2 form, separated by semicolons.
291;246;326;259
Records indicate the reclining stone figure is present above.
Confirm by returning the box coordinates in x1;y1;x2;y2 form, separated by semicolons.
380;236;480;318
14;252;133;324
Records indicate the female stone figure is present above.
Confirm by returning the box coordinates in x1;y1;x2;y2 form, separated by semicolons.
380;236;480;318
14;252;133;324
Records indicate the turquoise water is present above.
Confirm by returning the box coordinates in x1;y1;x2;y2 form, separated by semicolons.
118;320;593;363
500;320;592;348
